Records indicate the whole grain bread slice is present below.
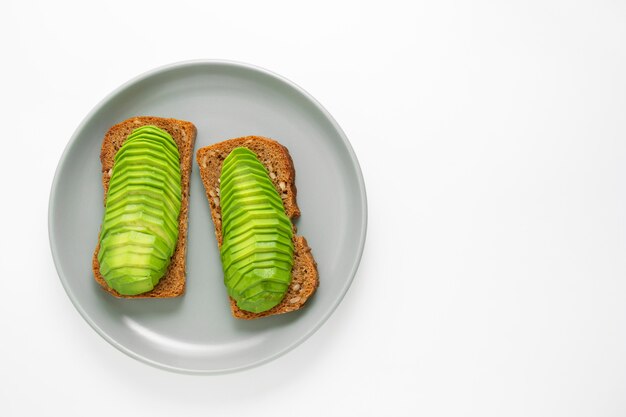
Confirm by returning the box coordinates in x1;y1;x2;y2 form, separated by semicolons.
196;136;318;319
92;116;197;298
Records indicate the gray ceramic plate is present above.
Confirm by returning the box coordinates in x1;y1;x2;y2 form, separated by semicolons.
49;60;367;374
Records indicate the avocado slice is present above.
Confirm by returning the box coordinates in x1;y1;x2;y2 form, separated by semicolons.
220;228;292;254
219;147;294;312
108;167;182;200
101;204;178;242
98;125;181;295
222;242;293;270
105;184;180;217
220;174;283;209
125;126;180;156
111;154;180;190
223;259;293;297
220;165;272;190
99;230;171;261
115;140;180;172
107;175;181;215
222;216;292;245
107;277;155;296
103;191;179;239
120;132;180;161
237;287;290;313
101;210;177;249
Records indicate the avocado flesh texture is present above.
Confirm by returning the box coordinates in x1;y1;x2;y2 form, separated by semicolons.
102;202;178;240
125;127;180;155
101;195;178;238
117;135;180;165
224;261;293;299
106;178;180;222
99;229;171;261
223;214;292;241
106;175;180;216
108;166;181;200
220;172;283;207
98;125;181;295
222;243;293;272
104;181;179;235
101;211;176;249
112;145;180;175
221;228;292;255
220;154;269;181
103;194;179;231
105;184;179;218
220;147;294;313
111;154;180;192
222;192;286;212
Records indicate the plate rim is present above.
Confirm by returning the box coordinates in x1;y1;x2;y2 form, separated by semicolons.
48;59;368;374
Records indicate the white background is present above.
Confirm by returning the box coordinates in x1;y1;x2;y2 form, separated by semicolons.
2;0;626;415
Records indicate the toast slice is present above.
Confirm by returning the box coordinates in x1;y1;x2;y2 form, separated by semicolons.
196;136;318;319
92;116;197;298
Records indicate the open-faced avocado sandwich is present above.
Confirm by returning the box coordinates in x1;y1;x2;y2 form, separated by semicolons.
92;116;196;298
196;137;318;319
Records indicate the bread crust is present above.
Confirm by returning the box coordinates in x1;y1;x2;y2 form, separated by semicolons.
196;136;319;319
92;116;196;298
